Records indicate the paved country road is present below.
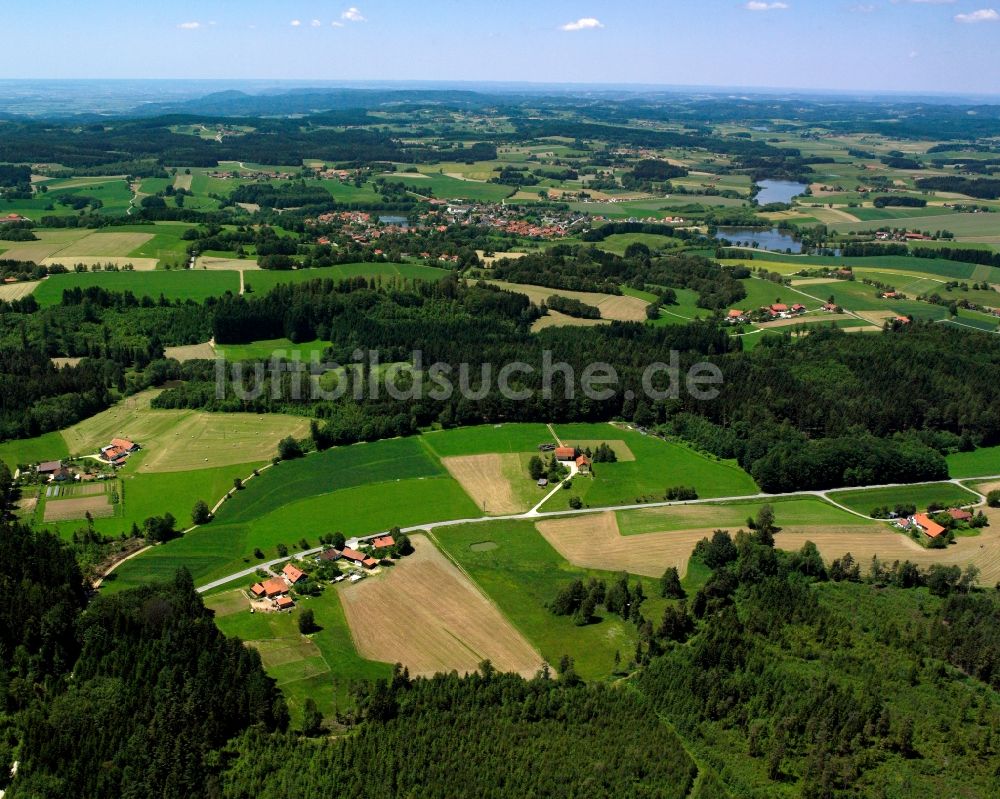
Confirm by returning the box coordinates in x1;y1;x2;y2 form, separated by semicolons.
194;473;998;594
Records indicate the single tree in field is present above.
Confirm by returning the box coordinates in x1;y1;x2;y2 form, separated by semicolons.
298;608;316;634
233;477;243;491
659;566;685;599
191;500;211;526
276;543;288;557
278;436;304;460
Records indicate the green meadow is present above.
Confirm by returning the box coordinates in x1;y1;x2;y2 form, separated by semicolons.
421;423;556;457
948;445;1000;479
245;262;450;294
432;520;648;681
828;482;981;516
542;424;757;511
0;430;69;470
33;270;239;307
391;172;516;202
208;586;391;721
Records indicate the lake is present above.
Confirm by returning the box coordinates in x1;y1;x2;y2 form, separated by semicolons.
755;179;808;205
714;227;803;253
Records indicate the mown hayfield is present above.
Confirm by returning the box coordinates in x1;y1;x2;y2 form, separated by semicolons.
339;535;543;677
441;453;536;515
163;342;216;361
948;445;1000;479
542;424;757;510
0;281;40;301
595;232;685;256
421;423;555;457
432;520;648;680
0;229;91;261
33;270;239;307
57;389;310;473
52;231;153;257
486;280;649;323
615;496;855;535
828;482;981;516
390;172;516;202
214;437;445;525
209;585;391;720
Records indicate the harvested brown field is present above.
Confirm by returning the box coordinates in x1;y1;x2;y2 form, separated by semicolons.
476;250;527;266
487;280;649;323
42;256;159;271
855;310;896;326
43;494;113;522
442;453;528;515
755;315;876;330
540;507;1000;587
339;535;543;677
536;512;707;578
164;341;216;362
1;231;88;262
0;281;40;301
531;310;605;332
173;173;194;191
556;439;635;461
196;256;260;271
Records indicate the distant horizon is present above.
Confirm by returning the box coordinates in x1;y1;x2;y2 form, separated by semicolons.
4;1;1000;95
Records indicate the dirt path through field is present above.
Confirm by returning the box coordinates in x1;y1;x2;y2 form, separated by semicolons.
338;535;543;677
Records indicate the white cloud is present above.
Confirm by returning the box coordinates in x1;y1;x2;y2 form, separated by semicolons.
892;1;955;5
341;7;366;22
177;21;201;29
955;7;999;21
745;1;789;10
560;17;604;31
290;19;302;27
850;3;876;12
311;19;322;27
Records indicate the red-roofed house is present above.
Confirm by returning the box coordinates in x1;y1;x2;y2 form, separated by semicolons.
947;508;972;523
341;547;367;564
101;446;128;463
110;438;138;452
791;304;806;314
282;563;306;583
770;303;789;314
372;535;395;550
728;309;746;320
362;557;378;569
823;302;838;312
250;583;266;597
275;595;295;610
575;455;591;473
554;446;576;461
317;548;342;562
912;513;946;539
895;316;911;325
262;577;288;597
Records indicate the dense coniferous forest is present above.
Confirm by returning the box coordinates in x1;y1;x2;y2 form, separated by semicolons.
0;521;286;799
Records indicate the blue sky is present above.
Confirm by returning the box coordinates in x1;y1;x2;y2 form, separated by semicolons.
3;1;999;93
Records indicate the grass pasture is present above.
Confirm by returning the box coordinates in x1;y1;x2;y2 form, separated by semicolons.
543;424;757;510
33;270;239;307
245;262;450;295
208;585;391;721
828;482;981;516
0;430;69;470
432;520;647;680
421;423;555;457
214;437;445;525
338;535;543;677
948;445;1000;479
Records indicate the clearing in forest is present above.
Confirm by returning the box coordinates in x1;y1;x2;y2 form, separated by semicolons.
339;535;544;678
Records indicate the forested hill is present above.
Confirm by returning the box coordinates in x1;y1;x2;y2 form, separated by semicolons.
2;518;998;797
